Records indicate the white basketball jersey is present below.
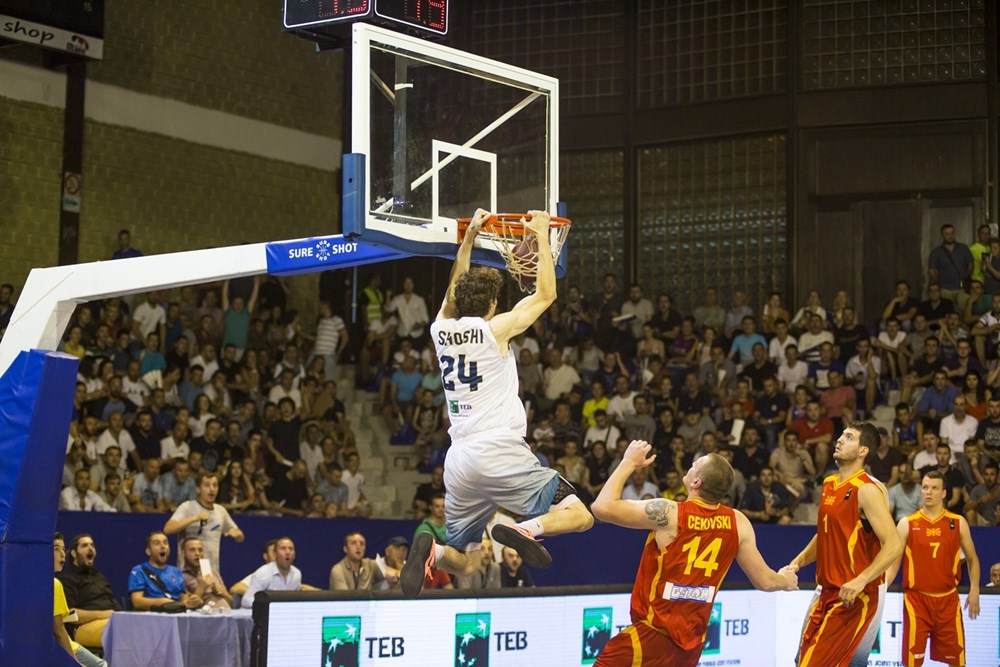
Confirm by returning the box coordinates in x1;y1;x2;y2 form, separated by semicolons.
431;317;526;441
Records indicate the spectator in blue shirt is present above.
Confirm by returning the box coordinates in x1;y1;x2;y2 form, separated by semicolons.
111;229;142;260
729;316;767;366
916;370;960;432
928;223;973;311
127;531;201;611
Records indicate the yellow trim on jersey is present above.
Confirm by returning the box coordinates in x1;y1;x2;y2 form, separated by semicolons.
904;545;914;588
846;521;861;572
830;468;868;491
954;603;965;665
799;600;842;667
645;538;665;626
851;592;870;642
624;625;642;667
903;593;918;659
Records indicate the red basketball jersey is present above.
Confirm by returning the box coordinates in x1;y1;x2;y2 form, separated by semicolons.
629;499;740;650
902;509;963;594
816;469;883;589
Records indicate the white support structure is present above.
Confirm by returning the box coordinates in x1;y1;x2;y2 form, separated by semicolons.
0;244;269;377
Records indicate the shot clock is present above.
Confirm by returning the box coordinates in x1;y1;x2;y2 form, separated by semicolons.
283;0;448;36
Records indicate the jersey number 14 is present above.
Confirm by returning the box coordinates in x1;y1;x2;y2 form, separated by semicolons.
440;354;484;391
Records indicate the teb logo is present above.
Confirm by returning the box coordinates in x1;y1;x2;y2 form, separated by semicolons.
321;615;361;667
703;602;722;655
449;399;459;415
581;607;612;664
455;612;490;666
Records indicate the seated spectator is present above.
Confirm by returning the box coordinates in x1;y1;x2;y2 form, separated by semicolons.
130;457;167;512
845;338;881;418
892;402;920;457
230;540;276;597
790;290;828;335
754;376;789;451
164;472;244;573
268;460;311;516
677;409;717;453
806;343;845;394
160;459;197;512
160;420;191;463
659;469;687;501
266;397;302;475
739;466;792;524
899;313;932;370
130;409;163;465
454;536;501;591
962;280;992;328
961;371;990;421
96;409;138;468
740;343;777;395
89;445;127;492
304;493;328;518
585;410;621;454
938;312;968;361
128;531;201;611
910;335;946;387
217;459;256;512
584;441;614;497
964;462;999;526
819;370;855;435
59;469;115;512
939;396;979;457
867;427;904;487
761;293;790;336
728;316;766;367
100;473;131;513
917;282;954;331
972;292;1000;362
956;440;988;491
944;338;986;390
677;371;713;418
499;547;534;588
329;532;397;590
797;314;834;363
240;538;304;608
769;431;815;500
693;287;726;333
917;370;960;432
621;395;656;444
268;369;302;410
768;318;796;366
413;494;448;544
887;462;922;522
785;400;834;474
180;536;231;610
621;468;659;500
732;426;769;482
777;346;809;398
411;465;446;519
698;343;737;403
717;446;746;507
976;397;1000;461
57;534;120;649
382;355;424;436
988;562;1000;587
52;532;107;667
834;307;868;364
881;280;919;331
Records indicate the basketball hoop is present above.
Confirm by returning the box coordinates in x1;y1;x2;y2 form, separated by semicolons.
456;213;572;293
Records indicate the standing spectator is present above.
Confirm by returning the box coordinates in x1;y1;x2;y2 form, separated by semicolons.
112;229;142;259
693;287;726;334
311;300;349;382
984;237;1000;296
620;283;655;341
386;276;430;346
649;293;682;341
221;276;259;358
594;273;627;356
268;460;311;516
970;223;993;283
928;223;974;310
342;452;371;517
163;472;244;573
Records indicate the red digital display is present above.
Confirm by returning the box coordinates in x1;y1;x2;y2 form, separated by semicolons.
283;0;447;35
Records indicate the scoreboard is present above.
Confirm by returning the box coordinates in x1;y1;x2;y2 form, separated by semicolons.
283;0;448;36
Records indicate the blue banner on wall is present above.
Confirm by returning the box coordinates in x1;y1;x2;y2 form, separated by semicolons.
265;235;410;276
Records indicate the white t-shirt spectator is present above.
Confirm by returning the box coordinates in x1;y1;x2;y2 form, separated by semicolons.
778;360;809;396
607;392;638;422
543;364;581;401
939;414;979;455
122;376;150;406
845;355;882;391
386;294;429;340
584;423;622;451
132;301;166;339
96;428;137;458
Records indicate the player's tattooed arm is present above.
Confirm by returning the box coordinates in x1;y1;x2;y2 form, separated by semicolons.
644;499;673;527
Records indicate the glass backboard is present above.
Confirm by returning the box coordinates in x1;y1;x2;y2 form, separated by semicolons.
344;23;561;267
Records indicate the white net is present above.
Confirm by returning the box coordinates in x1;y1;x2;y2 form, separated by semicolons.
473;215;572;293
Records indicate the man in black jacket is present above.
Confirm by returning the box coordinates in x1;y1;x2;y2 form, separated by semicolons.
56;534;121;649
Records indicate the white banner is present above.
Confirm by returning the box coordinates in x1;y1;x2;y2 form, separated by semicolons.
0;14;103;60
264;590;996;666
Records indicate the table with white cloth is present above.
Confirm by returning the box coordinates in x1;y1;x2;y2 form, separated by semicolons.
102;609;254;667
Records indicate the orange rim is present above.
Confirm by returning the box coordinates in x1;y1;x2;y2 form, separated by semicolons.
457;213;571;238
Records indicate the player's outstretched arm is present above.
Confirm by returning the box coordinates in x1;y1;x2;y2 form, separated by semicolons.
958;515;981;619
733;511;798;592
591;440;674;530
838;483;902;606
438;208;489;321
491;211;556;345
882;517;910;587
787;535;817;572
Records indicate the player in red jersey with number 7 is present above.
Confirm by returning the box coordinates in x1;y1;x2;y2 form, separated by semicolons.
884;470;980;667
399;209;593;598
591;441;798;667
788;422;902;667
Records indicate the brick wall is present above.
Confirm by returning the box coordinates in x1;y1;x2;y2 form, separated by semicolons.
89;0;344;136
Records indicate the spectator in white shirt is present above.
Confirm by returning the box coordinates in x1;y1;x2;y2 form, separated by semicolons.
768;319;796;367
60;469;116;512
939;395;979;456
606;375;638;423
778;345;809;397
385;277;430;344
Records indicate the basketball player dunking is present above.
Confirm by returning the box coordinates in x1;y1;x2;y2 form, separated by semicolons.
399;209;593;598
